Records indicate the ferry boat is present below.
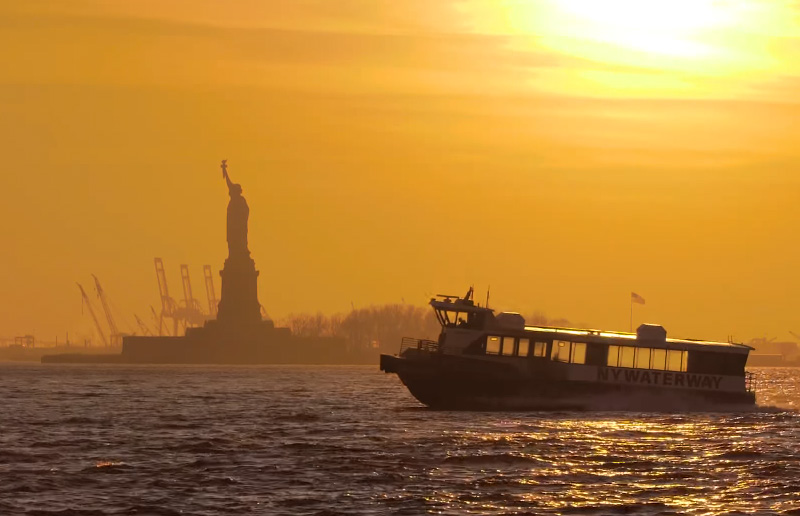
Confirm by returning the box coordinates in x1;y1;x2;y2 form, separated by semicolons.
380;289;756;410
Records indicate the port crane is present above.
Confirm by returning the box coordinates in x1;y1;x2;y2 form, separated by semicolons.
179;264;207;327
203;265;218;318
92;275;124;347
77;283;108;347
154;257;180;336
154;258;213;335
150;305;163;335
134;314;153;336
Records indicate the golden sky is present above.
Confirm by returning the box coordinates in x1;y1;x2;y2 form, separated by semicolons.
1;0;799;344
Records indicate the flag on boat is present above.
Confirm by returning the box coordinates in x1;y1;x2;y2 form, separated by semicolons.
631;292;645;305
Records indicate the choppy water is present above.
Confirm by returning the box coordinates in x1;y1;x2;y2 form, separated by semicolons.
1;364;799;515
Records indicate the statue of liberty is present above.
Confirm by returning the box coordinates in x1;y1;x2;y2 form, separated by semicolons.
221;160;249;258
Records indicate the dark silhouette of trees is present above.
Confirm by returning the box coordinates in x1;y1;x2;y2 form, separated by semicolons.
279;304;439;354
282;312;334;338
279;305;577;355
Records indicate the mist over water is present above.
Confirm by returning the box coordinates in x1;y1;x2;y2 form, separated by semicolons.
1;365;798;515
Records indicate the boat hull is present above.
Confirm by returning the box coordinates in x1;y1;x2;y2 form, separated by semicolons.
380;353;756;411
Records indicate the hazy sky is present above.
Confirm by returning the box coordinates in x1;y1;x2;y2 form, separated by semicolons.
1;0;798;344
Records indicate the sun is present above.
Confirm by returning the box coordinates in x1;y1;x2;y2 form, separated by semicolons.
453;1;795;99
545;0;734;58
496;0;753;70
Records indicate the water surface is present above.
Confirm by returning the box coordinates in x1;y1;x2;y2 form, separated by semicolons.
1;364;798;515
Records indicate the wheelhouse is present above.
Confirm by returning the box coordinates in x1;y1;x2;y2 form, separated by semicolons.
431;291;493;331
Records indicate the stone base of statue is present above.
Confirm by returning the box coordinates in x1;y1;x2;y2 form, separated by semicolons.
216;254;262;326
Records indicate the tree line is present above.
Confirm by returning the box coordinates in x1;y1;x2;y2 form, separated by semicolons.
277;304;439;355
277;304;571;355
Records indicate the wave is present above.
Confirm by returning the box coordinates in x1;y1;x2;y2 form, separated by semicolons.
443;453;545;466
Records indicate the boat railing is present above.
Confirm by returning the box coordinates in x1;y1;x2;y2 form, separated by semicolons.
400;337;440;355
745;371;756;393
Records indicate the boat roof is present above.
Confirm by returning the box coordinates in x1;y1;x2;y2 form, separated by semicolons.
522;325;753;354
430;298;492;314
430;294;751;355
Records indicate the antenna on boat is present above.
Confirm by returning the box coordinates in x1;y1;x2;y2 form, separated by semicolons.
485;285;490;309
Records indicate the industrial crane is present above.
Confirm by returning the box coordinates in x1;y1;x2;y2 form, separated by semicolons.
790;331;800;341
150;305;166;336
179;264;207;327
203;265;218;318
134;314;153;336
92;274;123;347
77;283;108;347
154;258;179;336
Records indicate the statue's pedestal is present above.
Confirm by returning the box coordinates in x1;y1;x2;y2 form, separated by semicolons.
216;254;262;327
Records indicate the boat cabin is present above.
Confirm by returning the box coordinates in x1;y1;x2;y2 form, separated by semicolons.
478;325;749;377
430;295;750;379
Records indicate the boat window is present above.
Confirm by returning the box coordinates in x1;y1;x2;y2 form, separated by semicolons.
651;348;666;370
533;341;547;357
606;345;688;372
607;345;619;367
552;340;570;362
486;336;501;355
667;350;686;372
502;336;516;356
689;350;743;375
619;346;635;368
635;347;651;369
571;343;587;364
436;309;481;329
518;338;530;357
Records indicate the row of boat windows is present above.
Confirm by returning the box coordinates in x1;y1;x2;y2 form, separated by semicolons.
485;337;586;364
486;336;547;358
608;345;688;372
485;336;688;372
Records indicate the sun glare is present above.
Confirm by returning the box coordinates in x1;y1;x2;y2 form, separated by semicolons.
486;0;773;67
546;0;734;58
462;0;796;97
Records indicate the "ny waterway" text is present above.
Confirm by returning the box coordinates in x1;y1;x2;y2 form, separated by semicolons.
597;368;722;390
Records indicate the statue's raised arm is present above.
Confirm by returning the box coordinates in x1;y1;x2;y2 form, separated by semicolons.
221;159;235;193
